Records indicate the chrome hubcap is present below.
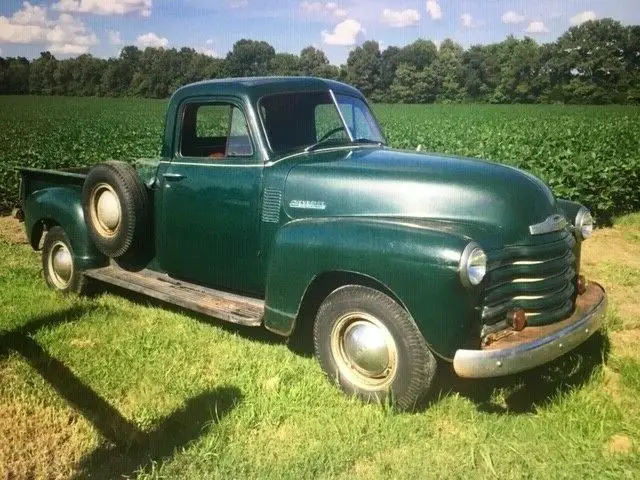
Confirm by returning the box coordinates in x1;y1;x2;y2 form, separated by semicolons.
49;241;73;288
331;312;398;389
91;183;121;237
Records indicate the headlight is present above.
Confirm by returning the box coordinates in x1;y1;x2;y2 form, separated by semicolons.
459;243;487;287
575;208;594;240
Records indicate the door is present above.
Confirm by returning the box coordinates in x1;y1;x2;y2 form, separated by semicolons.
158;97;264;294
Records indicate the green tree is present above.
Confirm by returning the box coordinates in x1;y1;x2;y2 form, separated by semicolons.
346;40;381;98
390;63;437;103
432;39;465;102
398;39;438;70
226;39;275;77
270;53;301;76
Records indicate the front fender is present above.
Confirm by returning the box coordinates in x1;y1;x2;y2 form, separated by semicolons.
24;187;106;270
263;217;482;359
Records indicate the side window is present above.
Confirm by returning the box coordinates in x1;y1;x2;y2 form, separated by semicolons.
181;102;253;159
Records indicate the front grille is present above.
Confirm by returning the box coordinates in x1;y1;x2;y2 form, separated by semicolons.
482;233;577;327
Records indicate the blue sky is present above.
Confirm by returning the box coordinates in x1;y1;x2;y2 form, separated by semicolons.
1;1;639;63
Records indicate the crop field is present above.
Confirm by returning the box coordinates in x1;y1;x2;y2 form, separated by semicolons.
0;96;639;478
1;96;639;219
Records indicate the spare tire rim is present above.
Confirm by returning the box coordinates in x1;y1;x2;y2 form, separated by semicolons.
330;312;398;390
48;240;73;289
90;183;122;238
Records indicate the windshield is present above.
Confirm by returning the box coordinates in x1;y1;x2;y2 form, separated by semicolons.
259;90;385;154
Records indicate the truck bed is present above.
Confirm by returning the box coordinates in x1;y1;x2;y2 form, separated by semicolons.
18;167;90;206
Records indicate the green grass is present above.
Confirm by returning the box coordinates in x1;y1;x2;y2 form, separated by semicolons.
1;216;640;478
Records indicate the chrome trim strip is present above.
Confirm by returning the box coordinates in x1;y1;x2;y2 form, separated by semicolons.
529;214;568;235
329;89;354;142
454;284;607;378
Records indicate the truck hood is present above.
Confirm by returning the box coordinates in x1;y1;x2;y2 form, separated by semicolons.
282;147;560;248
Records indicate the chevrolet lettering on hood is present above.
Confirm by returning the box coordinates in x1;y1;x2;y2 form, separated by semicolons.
289;199;327;210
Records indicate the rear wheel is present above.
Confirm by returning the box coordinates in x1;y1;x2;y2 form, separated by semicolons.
42;226;89;295
313;285;437;411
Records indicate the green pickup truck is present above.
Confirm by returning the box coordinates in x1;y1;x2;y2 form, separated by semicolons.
17;77;607;411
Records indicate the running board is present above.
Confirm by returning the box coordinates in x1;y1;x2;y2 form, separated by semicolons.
84;265;264;327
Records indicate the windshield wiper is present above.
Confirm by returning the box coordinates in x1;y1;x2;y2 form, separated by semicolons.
352;138;385;146
304;137;384;153
304;137;348;153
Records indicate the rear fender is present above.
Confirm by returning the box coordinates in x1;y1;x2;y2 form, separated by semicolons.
263;217;481;359
24;187;106;270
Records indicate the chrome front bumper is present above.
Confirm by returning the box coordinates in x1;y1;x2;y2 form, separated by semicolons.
453;282;607;378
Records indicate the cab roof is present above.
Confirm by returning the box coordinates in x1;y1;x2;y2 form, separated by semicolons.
170;77;365;104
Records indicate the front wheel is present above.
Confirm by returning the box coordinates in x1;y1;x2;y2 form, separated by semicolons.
313;285;437;411
42;226;90;295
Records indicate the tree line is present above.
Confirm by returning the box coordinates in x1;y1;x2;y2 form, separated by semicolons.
1;19;638;104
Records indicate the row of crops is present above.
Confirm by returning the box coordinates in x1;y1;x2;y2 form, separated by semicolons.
1;96;639;220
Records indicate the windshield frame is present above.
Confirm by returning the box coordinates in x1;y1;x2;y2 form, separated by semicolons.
256;89;386;156
329;89;355;142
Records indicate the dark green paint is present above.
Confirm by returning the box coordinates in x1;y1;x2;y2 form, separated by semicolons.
20;77;590;359
22;184;106;270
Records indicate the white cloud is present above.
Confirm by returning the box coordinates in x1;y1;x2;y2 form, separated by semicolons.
107;29;122;45
426;1;442;20
321;18;363;46
461;13;472;28
49;43;89;54
525;21;549;34
0;2;98;54
13;2;48;26
501;11;525;24
570;10;597;26
52;0;152;17
199;47;217;57
229;0;248;8
136;31;168;48
380;9;420;28
301;2;348;19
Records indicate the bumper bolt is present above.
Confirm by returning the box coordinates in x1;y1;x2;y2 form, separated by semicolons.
507;308;527;331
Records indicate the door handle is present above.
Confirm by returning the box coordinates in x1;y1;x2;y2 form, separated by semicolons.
162;173;185;181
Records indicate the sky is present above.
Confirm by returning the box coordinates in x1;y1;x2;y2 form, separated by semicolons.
1;0;640;64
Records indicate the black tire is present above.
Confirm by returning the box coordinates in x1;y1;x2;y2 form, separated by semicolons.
314;285;437;411
42;226;90;295
82;161;149;259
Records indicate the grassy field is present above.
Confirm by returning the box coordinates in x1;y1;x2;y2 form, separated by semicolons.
1;214;640;478
1;97;639;219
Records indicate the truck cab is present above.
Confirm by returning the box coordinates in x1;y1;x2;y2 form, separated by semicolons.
18;77;607;411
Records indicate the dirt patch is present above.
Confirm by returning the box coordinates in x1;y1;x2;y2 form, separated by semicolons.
583;227;640;270
582;226;640;328
609;330;640;360
605;434;634;455
0;397;96;480
0;215;27;244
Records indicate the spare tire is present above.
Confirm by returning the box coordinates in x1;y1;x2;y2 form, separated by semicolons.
82;161;149;259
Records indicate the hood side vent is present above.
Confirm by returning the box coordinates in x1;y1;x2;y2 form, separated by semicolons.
261;188;282;223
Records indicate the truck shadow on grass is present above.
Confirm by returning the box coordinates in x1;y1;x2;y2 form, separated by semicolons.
434;331;610;414
0;306;242;479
